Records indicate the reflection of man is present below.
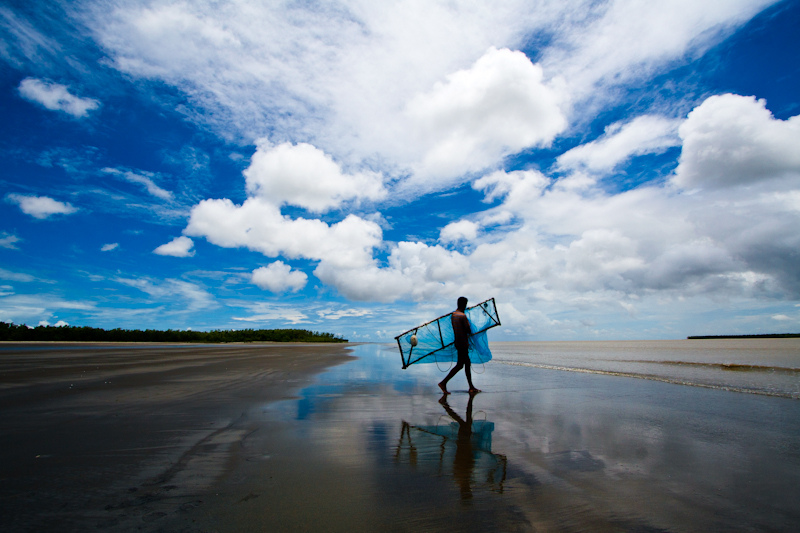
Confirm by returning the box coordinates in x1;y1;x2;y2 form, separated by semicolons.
439;393;476;500
439;297;481;394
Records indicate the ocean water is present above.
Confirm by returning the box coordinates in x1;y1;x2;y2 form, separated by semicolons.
490;338;800;399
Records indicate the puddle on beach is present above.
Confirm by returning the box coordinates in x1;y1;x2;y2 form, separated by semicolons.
203;343;800;532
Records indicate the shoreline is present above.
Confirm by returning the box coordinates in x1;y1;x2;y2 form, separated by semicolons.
0;343;354;532
0;340;357;345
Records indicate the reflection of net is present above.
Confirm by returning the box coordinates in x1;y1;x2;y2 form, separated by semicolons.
394;421;507;494
396;298;501;369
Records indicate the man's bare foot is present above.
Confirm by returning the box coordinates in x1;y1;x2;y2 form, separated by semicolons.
438;382;450;394
468;388;481;394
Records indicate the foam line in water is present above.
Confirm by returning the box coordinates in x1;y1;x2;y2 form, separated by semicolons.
493;360;799;400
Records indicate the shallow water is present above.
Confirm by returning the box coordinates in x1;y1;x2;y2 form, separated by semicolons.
492;339;800;399
212;342;800;532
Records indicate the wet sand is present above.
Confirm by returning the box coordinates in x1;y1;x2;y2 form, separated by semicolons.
0;343;353;532
3;342;800;532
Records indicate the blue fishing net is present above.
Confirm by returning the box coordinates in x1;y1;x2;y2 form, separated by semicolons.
396;298;500;368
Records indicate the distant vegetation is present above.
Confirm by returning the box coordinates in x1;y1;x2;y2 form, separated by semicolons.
0;322;348;343
687;333;800;339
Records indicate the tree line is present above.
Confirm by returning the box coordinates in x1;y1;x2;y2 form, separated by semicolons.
0;322;348;343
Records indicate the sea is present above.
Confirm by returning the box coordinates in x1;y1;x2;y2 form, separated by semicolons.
489;338;800;399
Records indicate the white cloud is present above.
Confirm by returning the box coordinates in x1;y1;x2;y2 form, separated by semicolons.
81;0;772;187
557;115;681;173
673;94;800;190
153;236;195;257
244;141;385;212
115;276;216;311
18;77;100;118
38;319;70;327
6;193;78;219
251;261;307;293
317;308;372;320
474;169;550;208
0;232;21;250
459;95;800;316
406;47;567;183
541;0;774;104
182;91;800;313
0;6;62;68
231;302;309;325
85;1;540;161
185;198;381;269
103;167;174;201
0;293;95;326
0;268;35;282
440;220;479;243
101;243;119;252
314;241;470;302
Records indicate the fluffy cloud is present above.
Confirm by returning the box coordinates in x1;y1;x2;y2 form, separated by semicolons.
406;47;566;182
185;198;381;269
557;115;680;173
673;94;800;190
178;90;800;313
101;243;119;252
440;220;479;243
314;241;470;302
474;169;550;209
244;141;385;212
251;261;307;293
464;94;800;310
6;193;78;219
17;78;100;118
81;1;770;188
84;1;538;156
153;236;195;257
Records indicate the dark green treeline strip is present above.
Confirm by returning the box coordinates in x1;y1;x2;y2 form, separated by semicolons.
0;322;348;343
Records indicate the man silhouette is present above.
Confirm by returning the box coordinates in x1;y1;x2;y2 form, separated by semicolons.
438;296;481;394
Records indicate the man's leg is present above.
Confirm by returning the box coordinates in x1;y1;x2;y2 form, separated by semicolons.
439;361;463;394
464;361;481;393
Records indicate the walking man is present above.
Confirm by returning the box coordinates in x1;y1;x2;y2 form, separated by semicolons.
438;296;481;395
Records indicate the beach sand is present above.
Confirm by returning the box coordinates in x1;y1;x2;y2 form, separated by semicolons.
0;343;353;532
2;342;799;532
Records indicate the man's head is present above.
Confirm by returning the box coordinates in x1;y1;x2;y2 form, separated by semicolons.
457;296;468;311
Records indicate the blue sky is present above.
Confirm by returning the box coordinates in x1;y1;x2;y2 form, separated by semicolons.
1;0;799;342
